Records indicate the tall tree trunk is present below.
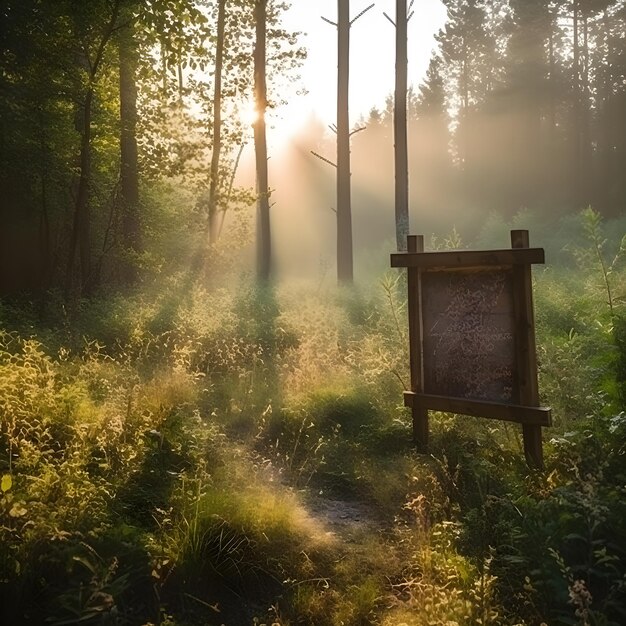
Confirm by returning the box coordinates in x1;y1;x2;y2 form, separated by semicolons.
600;7;612;210
254;0;271;281
37;109;52;296
336;0;353;283
161;39;167;94
394;0;409;252
119;19;141;284
580;12;592;204
66;87;93;299
572;0;582;204
548;18;556;144
208;0;226;245
177;58;184;99
458;35;469;182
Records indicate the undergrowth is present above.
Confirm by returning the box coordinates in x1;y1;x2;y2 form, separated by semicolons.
1;209;625;624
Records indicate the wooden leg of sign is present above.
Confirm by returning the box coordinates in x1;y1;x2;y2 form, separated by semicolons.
407;234;427;453
511;230;544;469
413;405;429;453
522;423;543;469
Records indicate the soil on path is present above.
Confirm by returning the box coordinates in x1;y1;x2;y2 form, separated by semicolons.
302;490;389;542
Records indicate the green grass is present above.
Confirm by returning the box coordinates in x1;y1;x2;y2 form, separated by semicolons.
1;210;625;625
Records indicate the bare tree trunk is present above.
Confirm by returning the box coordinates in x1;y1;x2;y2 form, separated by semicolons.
37;109;52;296
177;59;184;99
66;87;93;299
336;0;353;283
458;36;469;190
600;7;612;210
208;0;226;245
254;0;271;281
580;12;592;204
572;0;582;204
394;0;409;252
548;18;556;144
119;19;141;284
161;40;167;94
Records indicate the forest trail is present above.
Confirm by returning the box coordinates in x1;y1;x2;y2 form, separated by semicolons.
256;452;391;547
303;492;386;542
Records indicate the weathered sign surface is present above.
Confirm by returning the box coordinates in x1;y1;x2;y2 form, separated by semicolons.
421;269;516;403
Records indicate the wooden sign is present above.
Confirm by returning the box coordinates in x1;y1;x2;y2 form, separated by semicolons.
391;230;551;468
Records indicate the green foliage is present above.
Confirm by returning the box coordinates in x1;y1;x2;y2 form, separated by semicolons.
2;214;626;624
2;0;622;622
0;314;228;622
535;209;626;420
569;207;626;319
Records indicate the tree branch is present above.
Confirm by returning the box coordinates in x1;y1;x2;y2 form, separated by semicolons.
90;0;123;80
383;12;396;27
349;125;366;136
311;151;337;168
351;3;375;25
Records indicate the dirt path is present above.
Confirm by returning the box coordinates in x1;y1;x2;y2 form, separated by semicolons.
302;491;388;542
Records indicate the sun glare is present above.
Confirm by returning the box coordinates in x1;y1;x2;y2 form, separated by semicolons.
239;99;309;150
239;101;259;126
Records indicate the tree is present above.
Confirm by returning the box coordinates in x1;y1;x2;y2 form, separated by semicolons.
502;0;553;207
429;0;626;216
336;0;352;282
65;0;123;299
412;56;454;219
118;4;141;284
596;1;626;212
436;0;498;179
0;0;76;294
0;0;306;297
208;0;227;246
393;0;411;252
318;1;373;283
254;0;271;281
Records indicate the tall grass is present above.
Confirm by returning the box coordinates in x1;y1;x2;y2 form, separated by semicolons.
1;209;625;624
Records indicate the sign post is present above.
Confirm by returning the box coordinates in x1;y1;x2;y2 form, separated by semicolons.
391;230;551;468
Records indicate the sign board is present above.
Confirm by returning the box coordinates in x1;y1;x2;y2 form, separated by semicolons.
421;269;516;403
391;230;551;468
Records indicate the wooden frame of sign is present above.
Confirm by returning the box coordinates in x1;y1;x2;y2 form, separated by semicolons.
390;230;551;468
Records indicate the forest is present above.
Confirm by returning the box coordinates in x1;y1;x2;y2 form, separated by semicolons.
1;0;625;624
